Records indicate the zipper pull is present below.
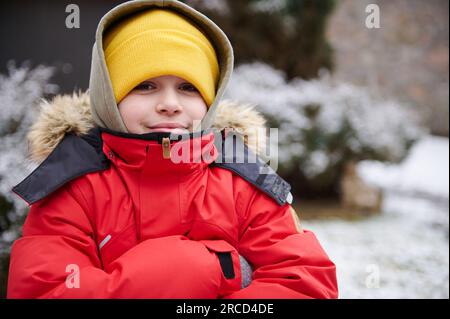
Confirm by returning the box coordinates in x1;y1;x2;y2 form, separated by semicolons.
162;137;171;159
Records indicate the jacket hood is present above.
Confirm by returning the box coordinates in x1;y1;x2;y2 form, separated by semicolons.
27;91;267;163
89;0;234;133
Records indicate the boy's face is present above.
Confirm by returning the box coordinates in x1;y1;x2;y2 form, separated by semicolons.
117;75;208;134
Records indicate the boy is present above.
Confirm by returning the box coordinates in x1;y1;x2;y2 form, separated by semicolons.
7;0;337;298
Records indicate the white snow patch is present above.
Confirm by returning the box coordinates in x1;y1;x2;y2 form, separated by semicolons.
358;136;449;200
304;194;448;298
303;135;449;298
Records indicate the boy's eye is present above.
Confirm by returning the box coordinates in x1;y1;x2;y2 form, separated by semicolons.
132;82;199;92
134;82;155;91
180;83;199;92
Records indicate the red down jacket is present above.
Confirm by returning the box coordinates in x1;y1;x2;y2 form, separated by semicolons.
8;125;337;299
7;0;337;299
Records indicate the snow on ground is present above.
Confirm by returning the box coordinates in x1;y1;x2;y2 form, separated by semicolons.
358;136;449;200
302;135;449;298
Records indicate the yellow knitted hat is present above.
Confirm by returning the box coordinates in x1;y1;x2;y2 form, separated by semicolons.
103;9;220;106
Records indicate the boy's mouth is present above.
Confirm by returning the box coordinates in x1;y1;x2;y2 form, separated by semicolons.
146;123;189;134
147;127;189;134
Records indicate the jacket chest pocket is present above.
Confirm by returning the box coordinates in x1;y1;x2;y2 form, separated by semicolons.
98;224;139;272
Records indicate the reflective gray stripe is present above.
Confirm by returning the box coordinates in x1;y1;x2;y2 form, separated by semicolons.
99;234;111;249
286;192;293;204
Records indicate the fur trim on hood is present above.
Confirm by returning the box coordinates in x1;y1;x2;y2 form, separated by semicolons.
27;91;267;163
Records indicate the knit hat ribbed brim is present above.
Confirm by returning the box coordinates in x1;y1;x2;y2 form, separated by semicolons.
103;9;220;106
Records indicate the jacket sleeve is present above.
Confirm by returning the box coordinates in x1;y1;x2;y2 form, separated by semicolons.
7;183;239;299
222;187;338;299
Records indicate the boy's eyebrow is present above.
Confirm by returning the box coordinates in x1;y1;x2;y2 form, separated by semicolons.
141;79;194;85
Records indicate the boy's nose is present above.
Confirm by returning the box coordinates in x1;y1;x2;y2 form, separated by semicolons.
156;103;182;115
155;90;183;115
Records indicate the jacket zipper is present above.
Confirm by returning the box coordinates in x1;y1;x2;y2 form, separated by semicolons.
162;137;171;159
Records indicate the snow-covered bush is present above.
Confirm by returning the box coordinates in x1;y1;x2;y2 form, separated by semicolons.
182;0;229;12
0;61;57;253
225;62;426;196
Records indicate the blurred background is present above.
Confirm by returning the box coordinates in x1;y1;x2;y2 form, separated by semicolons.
0;0;448;298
